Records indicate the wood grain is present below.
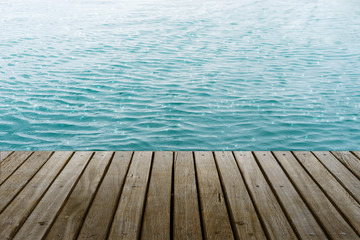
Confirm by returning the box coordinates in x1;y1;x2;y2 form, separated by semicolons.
77;151;133;240
0;151;73;240
352;151;360;159
0;151;33;186
0;151;13;162
173;151;202;240
141;152;173;240
108;151;153;240
293;151;360;234
255;151;327;239
0;151;53;213
274;151;359;239
194;151;234;240
312;151;360;202
233;151;297;240
12;152;94;240
331;151;360;179
214;151;266;240
2;151;359;240
45;152;113;240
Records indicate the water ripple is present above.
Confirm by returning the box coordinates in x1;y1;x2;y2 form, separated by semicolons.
1;0;360;150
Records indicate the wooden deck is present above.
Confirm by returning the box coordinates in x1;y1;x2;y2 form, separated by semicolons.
0;151;359;240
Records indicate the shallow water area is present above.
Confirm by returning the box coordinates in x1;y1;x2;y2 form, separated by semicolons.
1;0;360;150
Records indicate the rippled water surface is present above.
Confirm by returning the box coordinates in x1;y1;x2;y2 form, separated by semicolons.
1;0;360;150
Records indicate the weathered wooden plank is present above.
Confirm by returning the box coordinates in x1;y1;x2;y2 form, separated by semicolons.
293;151;360;234
274;152;359;239
331;151;360;179
77;152;133;240
3;151;360;240
0;151;33;186
0;151;73;240
0;151;53;213
108;151;153;240
11;152;94;240
233;151;297;240
45;152;114;240
254;151;327;239
173;151;202;240
214;151;266;240
141;152;173;240
194;151;234;240
312;151;360;202
0;151;13;162
352;151;360;159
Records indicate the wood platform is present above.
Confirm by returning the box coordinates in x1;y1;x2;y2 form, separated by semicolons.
0;151;359;240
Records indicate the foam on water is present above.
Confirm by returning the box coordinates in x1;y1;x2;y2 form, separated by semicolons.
1;0;360;150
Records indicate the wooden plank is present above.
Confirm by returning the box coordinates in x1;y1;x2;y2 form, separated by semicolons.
0;151;13;162
45;152;114;240
352;151;360;159
0;151;53;213
274;152;359;239
2;151;360;240
233;151;297;240
254;151;327;239
77;152;133;240
331;151;360;179
11;152;94;240
108;151;153;240
194;151;234;240
214;151;266;240
0;151;73;240
0;151;33;185
141;152;173;239
173;151;202;240
312;151;360;202
293;151;360;234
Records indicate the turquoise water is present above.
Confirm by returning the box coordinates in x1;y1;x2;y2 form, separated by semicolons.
1;0;360;150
